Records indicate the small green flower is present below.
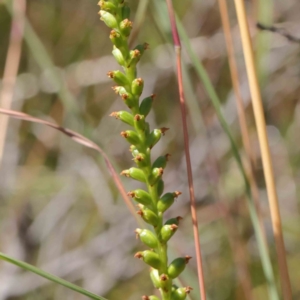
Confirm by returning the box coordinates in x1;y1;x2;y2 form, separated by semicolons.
134;250;161;270
167;256;192;279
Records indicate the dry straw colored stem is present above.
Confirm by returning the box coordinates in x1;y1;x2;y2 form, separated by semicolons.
233;0;292;299
165;0;206;299
0;0;26;166
217;0;265;243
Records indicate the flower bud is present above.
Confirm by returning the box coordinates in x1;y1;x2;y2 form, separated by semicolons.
98;0;116;13
99;10;118;29
107;70;130;86
135;229;158;248
137;204;158;226
148;167;163;186
127;189;152;206
146;129;161;149
121;4;131;20
161;224;178;243
133;43;149;56
120;18;132;36
120;168;146;182
146;128;169;149
109;30;123;48
152;154;171;169
171;287;193;300
134;114;146;132
134;250;161;269
129;145;140;157
157;191;181;213
131;78;144;96
120;130;140;146
128;49;141;67
112;47;126;66
109;111;134;126
149;268;161;288
167;256;192;279
156;179;164;197
139;95;154;116
165;216;183;226
112;86;137;109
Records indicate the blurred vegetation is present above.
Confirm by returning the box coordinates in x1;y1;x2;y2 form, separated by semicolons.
0;0;300;299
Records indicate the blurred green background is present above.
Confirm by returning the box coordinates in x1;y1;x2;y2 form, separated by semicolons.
0;0;300;299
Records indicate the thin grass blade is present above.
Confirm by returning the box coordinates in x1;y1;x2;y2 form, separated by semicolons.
0;252;107;300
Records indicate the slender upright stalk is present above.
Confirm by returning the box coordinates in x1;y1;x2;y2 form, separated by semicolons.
0;0;26;166
165;0;206;299
233;1;292;299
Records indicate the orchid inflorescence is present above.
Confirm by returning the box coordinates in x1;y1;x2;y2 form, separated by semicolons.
98;1;192;299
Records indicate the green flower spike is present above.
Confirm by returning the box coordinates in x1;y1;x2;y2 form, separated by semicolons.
98;1;191;298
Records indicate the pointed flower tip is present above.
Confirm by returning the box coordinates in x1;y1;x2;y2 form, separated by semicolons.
185;255;192;263
107;71;114;78
120;131;128;138
160;127;169;135
174;191;182;197
127;191;135;198
109;111;118;118
137;210;143;216
185;286;193;293
165;153;171;160
170;224;178;230
134;252;143;259
120;170;130;177
142;296;149;300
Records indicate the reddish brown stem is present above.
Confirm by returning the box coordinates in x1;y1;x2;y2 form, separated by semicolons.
165;0;206;299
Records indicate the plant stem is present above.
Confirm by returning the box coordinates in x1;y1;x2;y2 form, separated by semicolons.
165;1;207;299
233;0;292;299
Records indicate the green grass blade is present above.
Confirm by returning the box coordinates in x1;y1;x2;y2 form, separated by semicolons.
0;252;108;300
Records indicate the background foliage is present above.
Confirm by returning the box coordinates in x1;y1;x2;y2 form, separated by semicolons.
0;0;300;299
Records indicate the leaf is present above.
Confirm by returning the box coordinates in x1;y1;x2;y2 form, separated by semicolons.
0;252;107;300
